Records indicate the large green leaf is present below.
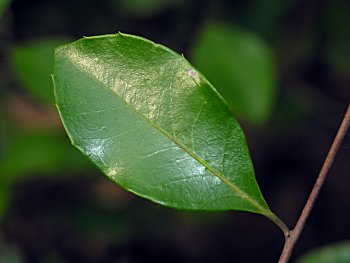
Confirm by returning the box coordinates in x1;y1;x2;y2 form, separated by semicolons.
296;241;350;263
53;33;272;215
191;23;276;124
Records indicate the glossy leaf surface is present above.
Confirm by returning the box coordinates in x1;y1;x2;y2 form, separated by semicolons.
191;23;276;124
53;33;272;215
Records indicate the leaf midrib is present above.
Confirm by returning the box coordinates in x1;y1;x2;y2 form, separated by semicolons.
58;43;270;215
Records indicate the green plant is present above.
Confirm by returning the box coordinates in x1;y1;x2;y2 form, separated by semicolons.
52;33;350;263
191;23;276;124
0;38;92;220
296;241;350;263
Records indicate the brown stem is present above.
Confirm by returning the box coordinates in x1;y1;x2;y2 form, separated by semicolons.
267;213;290;239
278;104;350;263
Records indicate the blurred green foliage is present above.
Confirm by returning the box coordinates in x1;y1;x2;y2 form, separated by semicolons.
0;130;92;218
1;130;90;179
113;0;184;17
0;0;11;16
1;37;92;220
325;1;350;75
0;245;24;263
10;39;69;105
191;23;276;124
296;241;350;263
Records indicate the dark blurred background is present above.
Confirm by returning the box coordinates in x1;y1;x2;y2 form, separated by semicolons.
0;0;349;262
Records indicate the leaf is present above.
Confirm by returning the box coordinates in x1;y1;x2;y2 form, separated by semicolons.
0;130;92;219
296;241;350;263
0;130;91;179
53;33;272;215
191;23;276;124
10;38;69;105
